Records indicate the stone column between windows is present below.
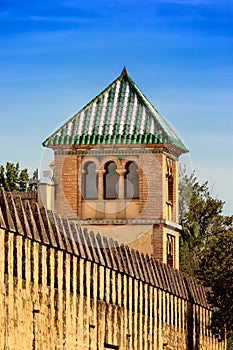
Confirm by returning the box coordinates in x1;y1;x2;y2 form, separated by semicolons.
96;169;105;199
81;169;85;199
116;169;126;199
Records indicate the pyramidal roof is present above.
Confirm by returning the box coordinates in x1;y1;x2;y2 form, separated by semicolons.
43;68;188;153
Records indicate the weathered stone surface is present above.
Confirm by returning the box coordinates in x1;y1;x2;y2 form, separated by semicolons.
0;190;225;349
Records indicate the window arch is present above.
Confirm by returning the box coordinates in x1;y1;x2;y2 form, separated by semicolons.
104;161;119;199
124;161;139;199
83;162;98;199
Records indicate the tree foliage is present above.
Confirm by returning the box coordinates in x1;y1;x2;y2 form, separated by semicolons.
179;167;233;347
179;167;233;275
0;162;38;192
196;230;233;344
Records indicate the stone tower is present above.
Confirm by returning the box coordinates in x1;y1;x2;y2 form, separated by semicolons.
43;68;188;269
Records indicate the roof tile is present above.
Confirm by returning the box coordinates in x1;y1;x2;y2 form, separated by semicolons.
43;69;188;152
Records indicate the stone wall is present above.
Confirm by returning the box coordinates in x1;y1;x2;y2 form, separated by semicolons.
0;189;225;350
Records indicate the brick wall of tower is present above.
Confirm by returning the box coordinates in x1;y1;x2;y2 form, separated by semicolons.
151;223;164;262
53;149;181;268
137;152;164;220
54;152;79;218
53;150;175;222
151;224;180;270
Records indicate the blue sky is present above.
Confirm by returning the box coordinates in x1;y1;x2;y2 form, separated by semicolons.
0;0;233;213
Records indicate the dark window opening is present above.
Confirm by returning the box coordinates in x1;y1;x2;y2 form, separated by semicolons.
167;234;175;268
168;176;173;202
104;162;119;199
83;162;98;199
124;161;139;199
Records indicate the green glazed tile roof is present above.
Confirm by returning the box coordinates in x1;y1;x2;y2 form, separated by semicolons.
43;68;188;152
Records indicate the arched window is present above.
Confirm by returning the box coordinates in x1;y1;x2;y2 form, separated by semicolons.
166;158;174;203
104;162;119;199
83;162;98;199
124;161;139;199
168;176;173;202
167;234;175;268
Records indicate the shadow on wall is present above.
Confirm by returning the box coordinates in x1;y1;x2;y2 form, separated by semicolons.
186;301;201;350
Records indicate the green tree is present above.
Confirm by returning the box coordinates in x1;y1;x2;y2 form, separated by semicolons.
29;168;39;191
179;166;197;223
18;168;29;191
0;162;37;192
196;230;233;347
179;168;233;348
179;168;233;275
0;165;4;187
4;162;20;191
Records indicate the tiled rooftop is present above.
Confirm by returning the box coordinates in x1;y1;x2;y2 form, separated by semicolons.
43;68;188;153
